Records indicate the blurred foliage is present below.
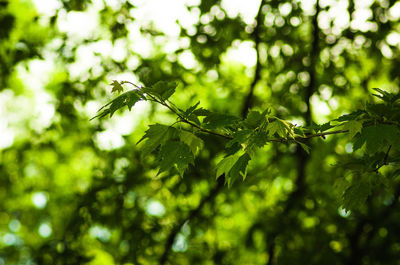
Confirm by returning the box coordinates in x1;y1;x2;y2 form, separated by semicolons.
1;0;400;265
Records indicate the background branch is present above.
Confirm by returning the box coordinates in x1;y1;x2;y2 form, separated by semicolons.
241;0;265;118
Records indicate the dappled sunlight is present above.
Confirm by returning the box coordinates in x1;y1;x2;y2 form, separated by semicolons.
1;0;400;264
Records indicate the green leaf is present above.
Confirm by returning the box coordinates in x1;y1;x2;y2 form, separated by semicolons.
216;154;239;180
353;124;400;154
343;120;363;139
298;142;310;154
229;153;251;182
366;102;391;118
137;67;152;86
227;130;252;148
179;131;203;155
153;81;177;100
335;110;365;122
243;110;265;129
216;153;251;187
266;120;288;138
371;87;400;104
91;90;143;120
183;101;200;116
203;112;240;129
158;141;194;176
183;102;202;125
126;90;142;111
143;81;177;101
245;131;269;156
192;108;211;116
110;80;124;94
342;175;372;212
138;124;177;157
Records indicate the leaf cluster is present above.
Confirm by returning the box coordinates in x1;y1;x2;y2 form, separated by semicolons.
94;84;400;211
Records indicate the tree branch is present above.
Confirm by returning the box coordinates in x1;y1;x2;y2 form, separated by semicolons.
159;178;225;265
265;1;320;263
241;0;265;118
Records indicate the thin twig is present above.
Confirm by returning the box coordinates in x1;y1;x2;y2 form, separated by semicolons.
373;145;392;173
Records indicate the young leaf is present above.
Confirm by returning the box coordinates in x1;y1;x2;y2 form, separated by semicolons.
158;141;194;176
110;80;124;94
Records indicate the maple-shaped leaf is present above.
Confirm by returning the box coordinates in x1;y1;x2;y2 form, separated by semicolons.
182;102;201;125
366;102;392;118
353;124;400;154
203;112;240;129
227;130;252;148
343;120;363;139
138;124;177;157
137;67;152;86
216;153;251;187
184;102;200;116
110;80;124;94
266;120;293;138
142;81;177;101
192;107;211;117
342;175;372;212
244;131;269;157
91;90;143;120
126;91;142;111
335;110;366;122
229;153;250;182
158;141;194;176
243;110;265;129
216;154;239;180
179;131;203;155
372;87;400;104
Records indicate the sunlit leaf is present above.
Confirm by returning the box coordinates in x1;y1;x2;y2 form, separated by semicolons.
343;120;363;139
179;130;203;155
110;80;124;94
